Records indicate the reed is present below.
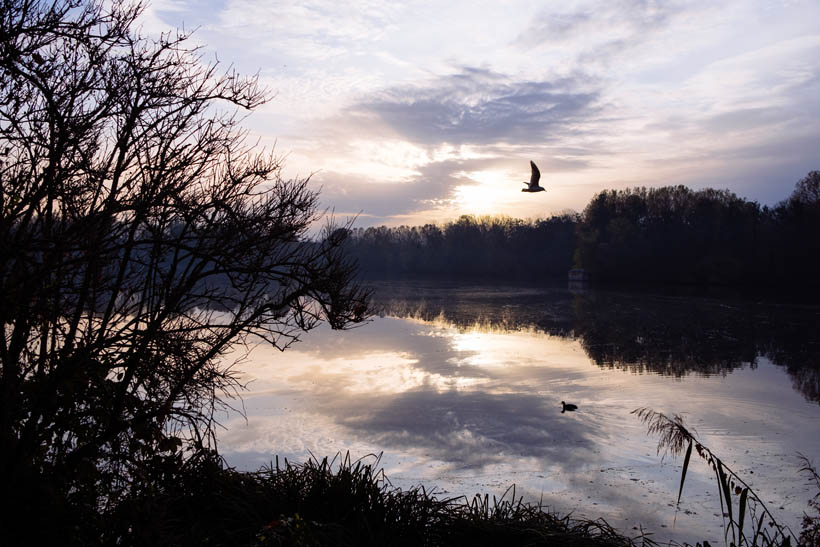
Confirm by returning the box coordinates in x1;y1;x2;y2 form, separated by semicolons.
798;454;820;547
633;408;796;547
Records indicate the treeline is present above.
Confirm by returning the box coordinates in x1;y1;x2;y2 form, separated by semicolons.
348;215;577;280
347;171;820;287
576;172;820;285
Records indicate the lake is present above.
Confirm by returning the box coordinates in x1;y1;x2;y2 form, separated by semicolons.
218;282;820;545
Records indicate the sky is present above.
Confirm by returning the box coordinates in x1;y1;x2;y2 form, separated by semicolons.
142;0;820;226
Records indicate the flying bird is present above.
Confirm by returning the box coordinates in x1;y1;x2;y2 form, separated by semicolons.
521;160;545;193
561;401;578;413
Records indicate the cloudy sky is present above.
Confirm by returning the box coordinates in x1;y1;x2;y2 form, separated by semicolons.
143;0;820;226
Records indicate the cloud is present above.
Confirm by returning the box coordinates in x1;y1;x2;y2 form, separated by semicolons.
312;160;470;221
516;0;684;52
629;36;820;202
211;0;402;59
301;67;604;220
352;67;601;147
517;11;593;46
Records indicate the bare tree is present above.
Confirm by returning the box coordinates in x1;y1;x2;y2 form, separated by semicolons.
0;0;368;528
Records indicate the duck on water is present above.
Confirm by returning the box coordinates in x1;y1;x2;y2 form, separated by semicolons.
561;401;578;413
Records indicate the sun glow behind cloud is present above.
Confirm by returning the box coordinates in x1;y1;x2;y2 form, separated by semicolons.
143;0;820;226
319;139;430;181
452;169;522;215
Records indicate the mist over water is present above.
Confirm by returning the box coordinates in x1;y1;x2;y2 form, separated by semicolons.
219;282;820;545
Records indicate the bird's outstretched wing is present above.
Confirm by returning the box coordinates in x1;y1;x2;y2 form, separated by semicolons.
529;161;541;188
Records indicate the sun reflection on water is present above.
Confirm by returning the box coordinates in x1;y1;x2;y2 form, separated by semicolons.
218;291;820;546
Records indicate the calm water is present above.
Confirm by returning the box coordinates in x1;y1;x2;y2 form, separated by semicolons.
219;282;820;545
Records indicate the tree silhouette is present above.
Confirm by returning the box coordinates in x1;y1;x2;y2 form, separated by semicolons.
575;186;770;285
0;1;367;540
771;171;820;285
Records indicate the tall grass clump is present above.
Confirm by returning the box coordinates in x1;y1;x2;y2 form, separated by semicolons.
109;450;658;546
633;408;796;547
798;455;820;547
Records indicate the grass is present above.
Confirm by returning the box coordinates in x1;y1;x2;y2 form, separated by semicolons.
110;450;658;547
799;454;820;547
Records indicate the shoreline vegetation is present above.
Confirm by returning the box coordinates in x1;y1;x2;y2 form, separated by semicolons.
96;410;819;547
96;436;819;547
114;450;657;547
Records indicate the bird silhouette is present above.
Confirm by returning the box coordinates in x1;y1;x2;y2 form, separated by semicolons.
521;161;545;193
561;401;578;413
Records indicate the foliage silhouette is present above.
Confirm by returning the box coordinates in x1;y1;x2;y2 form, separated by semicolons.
576;180;820;287
0;1;367;543
108;450;658;547
348;214;577;280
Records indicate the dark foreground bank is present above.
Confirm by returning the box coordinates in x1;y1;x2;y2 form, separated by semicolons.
12;449;815;547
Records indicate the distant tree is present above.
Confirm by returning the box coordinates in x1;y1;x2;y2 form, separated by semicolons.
788;170;820;208
0;0;367;540
771;171;820;285
575;186;766;285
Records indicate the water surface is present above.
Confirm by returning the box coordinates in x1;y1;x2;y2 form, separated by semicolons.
219;283;820;544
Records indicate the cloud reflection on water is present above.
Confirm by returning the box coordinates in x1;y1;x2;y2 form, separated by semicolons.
219;284;820;544
323;388;599;471
225;314;615;476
